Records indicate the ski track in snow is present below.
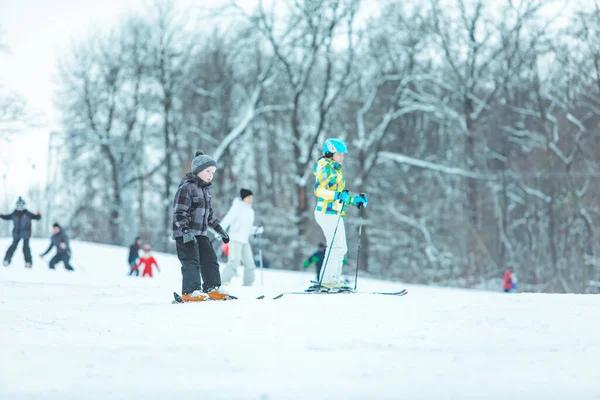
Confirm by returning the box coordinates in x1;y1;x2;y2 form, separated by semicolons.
0;238;599;400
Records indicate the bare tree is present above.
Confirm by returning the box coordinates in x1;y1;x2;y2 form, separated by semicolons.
144;1;199;248
49;0;600;292
429;0;554;277
0;28;35;138
56;17;154;243
335;3;440;273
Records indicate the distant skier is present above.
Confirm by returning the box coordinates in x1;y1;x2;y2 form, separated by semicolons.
220;188;264;286
503;269;517;293
134;244;160;278
40;223;74;271
1;196;41;268
128;237;142;276
303;243;326;281
172;150;231;302
311;138;368;290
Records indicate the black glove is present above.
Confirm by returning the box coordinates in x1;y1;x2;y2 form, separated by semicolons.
215;225;230;244
182;229;196;244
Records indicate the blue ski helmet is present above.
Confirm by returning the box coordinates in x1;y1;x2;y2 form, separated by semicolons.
323;138;348;155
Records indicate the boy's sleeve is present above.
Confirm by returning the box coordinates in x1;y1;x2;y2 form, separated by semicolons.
41;241;54;256
27;210;41;220
314;165;337;200
207;208;222;230
208;209;229;241
173;184;192;231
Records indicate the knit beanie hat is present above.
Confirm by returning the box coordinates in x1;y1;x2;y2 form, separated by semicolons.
240;188;253;200
53;222;61;229
191;150;217;175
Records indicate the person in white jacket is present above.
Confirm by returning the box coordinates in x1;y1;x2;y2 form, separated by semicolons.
220;188;263;286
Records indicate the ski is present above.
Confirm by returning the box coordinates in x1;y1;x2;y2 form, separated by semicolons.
256;294;284;300
172;292;283;303
304;282;407;296
284;288;408;296
370;290;408;296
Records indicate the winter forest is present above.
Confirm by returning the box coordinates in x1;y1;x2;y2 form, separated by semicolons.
3;0;600;293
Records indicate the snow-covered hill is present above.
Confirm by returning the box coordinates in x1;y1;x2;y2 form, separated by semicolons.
0;238;598;400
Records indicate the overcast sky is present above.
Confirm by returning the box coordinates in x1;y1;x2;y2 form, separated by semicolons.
0;0;214;207
0;0;148;207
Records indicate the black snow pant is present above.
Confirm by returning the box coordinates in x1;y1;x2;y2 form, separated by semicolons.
49;252;74;271
176;235;221;295
316;263;323;282
4;238;32;264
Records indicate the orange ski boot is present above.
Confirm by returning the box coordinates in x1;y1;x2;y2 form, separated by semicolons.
180;290;208;302
205;287;232;300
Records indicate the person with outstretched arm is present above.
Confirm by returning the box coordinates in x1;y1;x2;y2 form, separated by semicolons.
134;244;160;278
1;196;41;268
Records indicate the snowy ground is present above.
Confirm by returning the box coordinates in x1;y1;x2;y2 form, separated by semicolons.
0;238;599;400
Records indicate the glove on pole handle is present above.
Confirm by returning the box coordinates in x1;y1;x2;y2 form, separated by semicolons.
318;202;345;287
357;192;366;209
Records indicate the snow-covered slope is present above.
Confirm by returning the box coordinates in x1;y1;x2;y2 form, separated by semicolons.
0;238;599;400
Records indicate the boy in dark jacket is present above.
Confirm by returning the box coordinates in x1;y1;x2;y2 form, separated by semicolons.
172;150;231;302
1;196;41;268
128;237;142;276
40;223;74;271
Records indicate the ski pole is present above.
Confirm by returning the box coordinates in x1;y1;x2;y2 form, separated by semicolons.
318;202;346;287
259;247;264;287
354;194;366;291
253;231;264;287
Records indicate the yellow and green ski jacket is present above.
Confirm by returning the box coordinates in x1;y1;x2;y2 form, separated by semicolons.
313;157;349;216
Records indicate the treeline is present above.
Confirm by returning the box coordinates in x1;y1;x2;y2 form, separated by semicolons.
52;0;600;293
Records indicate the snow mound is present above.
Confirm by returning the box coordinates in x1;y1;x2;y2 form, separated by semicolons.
0;238;598;399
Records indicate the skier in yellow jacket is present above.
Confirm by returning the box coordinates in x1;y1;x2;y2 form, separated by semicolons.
311;138;368;290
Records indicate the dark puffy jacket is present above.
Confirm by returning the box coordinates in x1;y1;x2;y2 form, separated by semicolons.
42;229;71;256
171;173;221;239
0;209;41;239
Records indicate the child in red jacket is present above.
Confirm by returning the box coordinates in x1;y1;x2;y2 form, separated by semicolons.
135;244;160;278
503;269;516;293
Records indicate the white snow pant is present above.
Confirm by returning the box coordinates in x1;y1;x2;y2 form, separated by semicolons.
314;212;347;284
221;240;255;286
